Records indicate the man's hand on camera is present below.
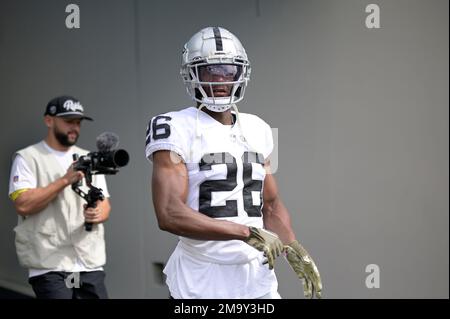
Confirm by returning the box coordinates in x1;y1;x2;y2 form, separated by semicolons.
284;240;322;299
62;163;84;186
83;203;103;224
243;227;284;270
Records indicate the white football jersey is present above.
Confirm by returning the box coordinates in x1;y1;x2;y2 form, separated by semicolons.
145;106;278;298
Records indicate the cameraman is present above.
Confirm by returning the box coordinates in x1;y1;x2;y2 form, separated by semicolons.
8;95;110;299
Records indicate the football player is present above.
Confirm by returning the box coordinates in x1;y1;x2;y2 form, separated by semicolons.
145;27;321;299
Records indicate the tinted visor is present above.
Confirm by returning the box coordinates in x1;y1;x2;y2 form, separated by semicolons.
198;64;242;81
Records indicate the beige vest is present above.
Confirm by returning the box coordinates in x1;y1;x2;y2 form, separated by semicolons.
13;141;106;270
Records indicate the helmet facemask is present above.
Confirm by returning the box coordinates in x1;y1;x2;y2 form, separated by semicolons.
182;59;250;112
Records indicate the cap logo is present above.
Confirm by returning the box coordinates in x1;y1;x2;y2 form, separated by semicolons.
63;100;84;112
49;105;57;115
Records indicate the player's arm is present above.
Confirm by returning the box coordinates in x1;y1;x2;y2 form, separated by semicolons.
152;150;250;240
263;159;322;298
13;165;84;217
262;160;296;244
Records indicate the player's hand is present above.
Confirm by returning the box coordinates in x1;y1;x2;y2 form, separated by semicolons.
284;240;322;299
243;227;284;270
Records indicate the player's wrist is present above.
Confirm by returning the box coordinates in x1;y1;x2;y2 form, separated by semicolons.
288;240;311;260
241;226;252;241
287;239;299;248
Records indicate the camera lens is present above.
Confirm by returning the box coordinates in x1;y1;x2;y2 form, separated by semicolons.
112;149;129;167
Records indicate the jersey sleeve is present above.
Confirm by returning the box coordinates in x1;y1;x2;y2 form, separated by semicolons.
145;113;189;162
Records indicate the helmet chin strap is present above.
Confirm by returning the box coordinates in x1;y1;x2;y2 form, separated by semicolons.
196;104;206;138
190;104;207;163
230;104;256;153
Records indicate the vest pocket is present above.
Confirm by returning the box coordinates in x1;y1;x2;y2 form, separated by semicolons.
14;217;58;268
76;224;106;267
36;219;58;248
14;222;33;267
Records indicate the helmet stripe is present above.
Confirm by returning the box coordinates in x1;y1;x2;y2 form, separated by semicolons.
213;27;223;51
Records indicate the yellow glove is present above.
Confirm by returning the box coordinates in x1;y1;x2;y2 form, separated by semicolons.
284;240;322;299
244;227;284;270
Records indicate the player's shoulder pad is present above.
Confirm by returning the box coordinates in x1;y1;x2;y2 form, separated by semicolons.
148;107;196;134
238;112;272;130
145;107;197;150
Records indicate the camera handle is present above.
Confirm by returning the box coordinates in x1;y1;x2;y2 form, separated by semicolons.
71;154;105;231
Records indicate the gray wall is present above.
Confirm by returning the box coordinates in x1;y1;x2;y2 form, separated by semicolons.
0;0;448;298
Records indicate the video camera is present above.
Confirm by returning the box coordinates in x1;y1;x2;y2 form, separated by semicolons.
73;149;129;175
72;132;129;231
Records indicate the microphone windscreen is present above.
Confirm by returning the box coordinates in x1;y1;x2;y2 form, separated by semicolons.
96;132;119;152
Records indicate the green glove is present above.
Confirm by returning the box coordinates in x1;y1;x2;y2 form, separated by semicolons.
284;240;322;299
244;227;284;270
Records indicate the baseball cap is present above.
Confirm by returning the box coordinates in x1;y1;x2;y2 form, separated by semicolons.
44;95;93;121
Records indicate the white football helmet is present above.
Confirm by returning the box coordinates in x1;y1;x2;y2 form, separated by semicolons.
181;27;251;112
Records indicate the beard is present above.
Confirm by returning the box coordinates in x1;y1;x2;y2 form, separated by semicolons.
54;128;79;147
